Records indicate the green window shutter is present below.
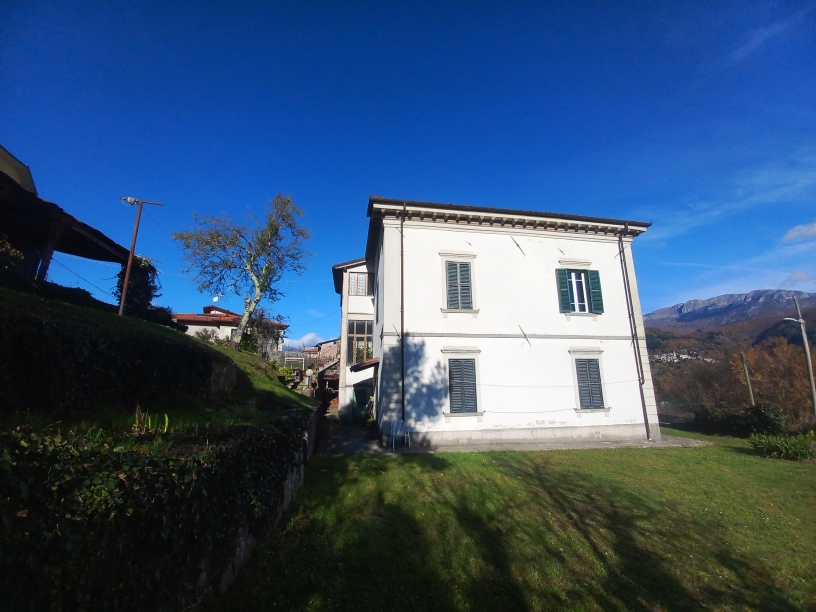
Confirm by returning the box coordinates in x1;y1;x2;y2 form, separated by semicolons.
461;359;477;412
576;358;604;409
458;263;472;309
587;270;604;314
446;261;460;309
556;269;571;313
449;358;477;413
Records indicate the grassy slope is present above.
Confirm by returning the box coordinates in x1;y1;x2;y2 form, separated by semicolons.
0;285;190;342
211;430;815;612
0;287;315;432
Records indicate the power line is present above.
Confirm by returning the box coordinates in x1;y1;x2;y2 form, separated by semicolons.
286;310;340;328
143;206;174;240
51;258;115;298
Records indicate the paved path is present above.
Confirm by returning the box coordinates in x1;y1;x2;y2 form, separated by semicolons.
315;406;710;456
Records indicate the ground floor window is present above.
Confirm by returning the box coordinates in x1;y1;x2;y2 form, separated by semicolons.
449;358;478;413
347;320;373;365
575;358;604;409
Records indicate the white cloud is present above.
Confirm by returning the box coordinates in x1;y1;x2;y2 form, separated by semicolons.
778;270;816;287
728;7;813;65
782;221;816;242
643;153;816;241
283;332;324;350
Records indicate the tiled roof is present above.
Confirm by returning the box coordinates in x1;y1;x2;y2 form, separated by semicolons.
172;307;288;328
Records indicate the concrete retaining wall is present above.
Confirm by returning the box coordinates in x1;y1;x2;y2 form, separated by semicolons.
212;404;325;597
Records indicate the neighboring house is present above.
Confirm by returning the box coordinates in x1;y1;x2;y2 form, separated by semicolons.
332;258;376;422
172;305;287;349
332;196;661;444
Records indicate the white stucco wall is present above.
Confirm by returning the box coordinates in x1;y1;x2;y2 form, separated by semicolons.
182;323;236;341
373;216;660;442
338;262;375;421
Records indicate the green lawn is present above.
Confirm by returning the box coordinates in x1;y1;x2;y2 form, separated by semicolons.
208;429;816;611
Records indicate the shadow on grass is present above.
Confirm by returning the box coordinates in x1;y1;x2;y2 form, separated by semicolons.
207;453;802;612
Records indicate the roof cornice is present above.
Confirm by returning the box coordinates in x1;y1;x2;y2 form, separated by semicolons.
367;196;650;231
364;196;650;260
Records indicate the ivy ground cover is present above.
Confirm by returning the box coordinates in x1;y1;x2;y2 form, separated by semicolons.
209;429;816;611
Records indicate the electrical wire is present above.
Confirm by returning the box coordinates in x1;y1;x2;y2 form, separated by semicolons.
403;375;640;389
50;258;116;298
143;207;174;240
286;310;340;328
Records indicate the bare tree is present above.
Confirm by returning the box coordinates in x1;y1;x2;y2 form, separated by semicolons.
173;194;309;348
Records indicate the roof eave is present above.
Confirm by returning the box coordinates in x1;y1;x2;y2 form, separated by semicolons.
367;196;652;232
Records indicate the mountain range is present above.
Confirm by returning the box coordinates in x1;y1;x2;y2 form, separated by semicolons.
643;290;816;330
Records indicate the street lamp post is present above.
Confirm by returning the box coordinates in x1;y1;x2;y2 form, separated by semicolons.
118;196;163;316
783;295;816;419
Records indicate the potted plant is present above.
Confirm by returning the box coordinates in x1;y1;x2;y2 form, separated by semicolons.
278;365;294;383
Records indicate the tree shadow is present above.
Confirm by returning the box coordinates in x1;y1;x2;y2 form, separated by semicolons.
494;453;801;611
378;340;448;436
205;452;805;611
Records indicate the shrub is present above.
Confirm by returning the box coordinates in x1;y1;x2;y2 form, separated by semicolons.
239;330;259;353
195;328;221;344
743;402;787;435
748;431;815;460
112;255;161;316
693;402;787;437
0;409;312;610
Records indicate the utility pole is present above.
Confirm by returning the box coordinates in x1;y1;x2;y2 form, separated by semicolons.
118;196;163;316
740;351;755;406
784;295;816;418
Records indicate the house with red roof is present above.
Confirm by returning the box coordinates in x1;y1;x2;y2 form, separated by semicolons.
172;305;287;349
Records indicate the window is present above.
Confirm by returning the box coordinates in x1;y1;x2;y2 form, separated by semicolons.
556;269;604;314
445;261;473;310
575;358;604;409
448;358;478;413
348;272;371;296
347;320;373;365
230;328;237;340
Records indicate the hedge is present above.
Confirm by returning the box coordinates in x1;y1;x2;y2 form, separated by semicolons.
0;408;312;611
0;288;223;415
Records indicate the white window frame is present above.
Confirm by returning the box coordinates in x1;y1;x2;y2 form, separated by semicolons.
567;270;590;313
348;271;371;296
441;347;483;421
439;251;479;317
568;348;611;415
558;259;598;320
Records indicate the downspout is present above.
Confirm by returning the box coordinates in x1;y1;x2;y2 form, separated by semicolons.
400;202;406;423
618;223;653;441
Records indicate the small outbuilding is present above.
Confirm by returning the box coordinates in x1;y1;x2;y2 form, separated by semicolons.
0;144;128;280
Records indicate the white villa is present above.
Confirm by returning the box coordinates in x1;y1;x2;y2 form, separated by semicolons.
173;305;287;349
332;197;661;445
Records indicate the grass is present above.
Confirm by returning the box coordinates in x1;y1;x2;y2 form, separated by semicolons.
0;285;189;341
208;429;816;611
0;286;315;434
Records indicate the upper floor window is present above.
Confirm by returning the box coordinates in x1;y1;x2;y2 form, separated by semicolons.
347;320;373;365
348;272;371;296
556;269;604;314
445;261;473;310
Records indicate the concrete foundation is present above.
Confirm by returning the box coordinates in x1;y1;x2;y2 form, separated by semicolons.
396;422;648;447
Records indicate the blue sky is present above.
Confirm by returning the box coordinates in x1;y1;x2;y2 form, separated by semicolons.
2;1;815;346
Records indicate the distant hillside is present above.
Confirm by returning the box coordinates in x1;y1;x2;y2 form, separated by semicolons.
646;306;816;356
643;290;816;330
